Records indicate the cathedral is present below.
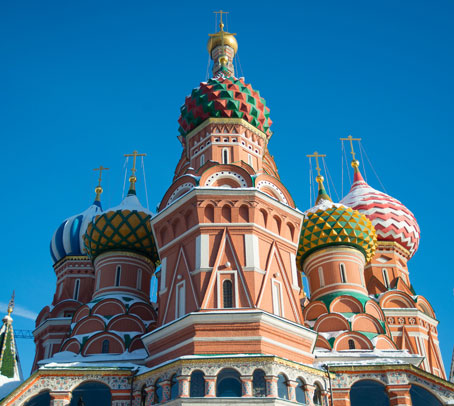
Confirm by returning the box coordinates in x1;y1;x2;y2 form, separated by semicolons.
1;16;453;406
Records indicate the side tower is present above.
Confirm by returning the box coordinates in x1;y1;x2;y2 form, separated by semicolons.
342;158;446;378
32;177;104;371
144;21;317;367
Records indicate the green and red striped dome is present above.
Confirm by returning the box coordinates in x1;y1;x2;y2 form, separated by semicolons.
178;73;272;137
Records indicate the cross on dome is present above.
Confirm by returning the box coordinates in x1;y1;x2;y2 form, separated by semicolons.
93;165;109;202
124;150;146;194
340;135;362;169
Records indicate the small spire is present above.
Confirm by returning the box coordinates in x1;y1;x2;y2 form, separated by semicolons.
124;150;146;195
7;291;14;317
340;135;365;184
307;151;332;204
208;11;238;77
93;166;109;204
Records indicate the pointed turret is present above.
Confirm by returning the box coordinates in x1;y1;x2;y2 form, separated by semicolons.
0;293;22;381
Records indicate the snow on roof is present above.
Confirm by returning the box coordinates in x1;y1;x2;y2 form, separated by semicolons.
0;376;22;401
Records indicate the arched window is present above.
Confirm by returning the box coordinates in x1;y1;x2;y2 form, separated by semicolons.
348;339;355;349
252;369;266;397
350;380;390;406
73;279;80;300
24;390;51;406
200;154;205;166
190;370;205;397
410;385;443;406
69;382;111;406
313;383;323;405
140;385;147;406
222;148;229;164
382;268;390;289
340;263;347;283
115;266;121;287
318;267;324;288
170;374;179;399
153;378;163;404
216;368;241;397
223;280;233;308
295;378;306;403
277;374;288;399
101;339;109;354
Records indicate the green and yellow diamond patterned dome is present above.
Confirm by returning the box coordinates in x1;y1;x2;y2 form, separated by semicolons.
296;178;377;269
83;189;159;265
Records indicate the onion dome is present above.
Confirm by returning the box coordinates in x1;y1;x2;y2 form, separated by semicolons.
178;73;272;138
83;170;159;264
297;176;377;269
50;192;102;263
340;162;420;258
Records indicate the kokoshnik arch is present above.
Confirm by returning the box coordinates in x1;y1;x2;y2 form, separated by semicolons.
0;12;453;406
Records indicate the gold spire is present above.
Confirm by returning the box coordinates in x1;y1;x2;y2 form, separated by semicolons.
340;135;362;170
7;291;14;317
124;150;146;194
307;151;332;203
93;166;109;202
208;10;238;56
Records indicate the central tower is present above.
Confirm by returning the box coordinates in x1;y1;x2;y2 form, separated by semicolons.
143;19;317;368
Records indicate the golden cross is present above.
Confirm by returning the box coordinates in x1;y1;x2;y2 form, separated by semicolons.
7;291;14;315
93;165;109;187
214;10;229;29
306;151;326;178
340;135;362;161
124;150;146;177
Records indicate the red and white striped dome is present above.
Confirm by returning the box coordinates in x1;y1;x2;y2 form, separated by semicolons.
341;168;420;258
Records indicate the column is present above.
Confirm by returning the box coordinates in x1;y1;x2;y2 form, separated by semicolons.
265;375;278;397
178;375;190;398
321;389;331;406
331;388;351;406
49;392;71;406
287;380;298;402
241;375;253;397
305;384;315;406
386;384;412;406
145;386;154;406
132;389;141;406
205;375;216;397
161;380;171;402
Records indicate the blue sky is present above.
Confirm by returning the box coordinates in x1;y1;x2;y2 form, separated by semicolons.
1;1;453;376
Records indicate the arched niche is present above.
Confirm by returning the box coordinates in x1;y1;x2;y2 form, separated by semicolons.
350;380;389;406
216;368;241;397
24;390;51;406
410;384;443;406
69;381;111;406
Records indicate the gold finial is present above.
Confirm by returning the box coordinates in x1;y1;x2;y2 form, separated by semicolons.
7;291;14;316
93;166;109;201
340;135;362;169
307;151;326;185
208;10;238;58
124;150;146;193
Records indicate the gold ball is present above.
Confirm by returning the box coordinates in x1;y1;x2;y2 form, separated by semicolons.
95;186;103;194
219;55;229;66
129;176;137;183
351;160;360;169
316;175;324;183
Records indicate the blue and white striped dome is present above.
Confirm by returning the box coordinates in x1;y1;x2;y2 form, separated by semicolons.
50;200;102;263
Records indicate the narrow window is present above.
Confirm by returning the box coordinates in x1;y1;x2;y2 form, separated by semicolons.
252;369;266;397
272;281;283;317
360;265;365;287
222;148;229;164
223;280;233;308
277;374;288;400
295;378;306;403
101;339;109;353
382;268;390;289
190;371;205;397
140;385;147;406
340;264;347;283
318;267;325;287
313;384;323;405
73;279;80;300
170;374;178;399
137;269;142;290
176;282;185;318
200;154;205;166
115;266;121;287
248;154;253;167
348;339;355;349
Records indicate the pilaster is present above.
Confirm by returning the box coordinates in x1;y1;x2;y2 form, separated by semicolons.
178;375;190;398
49;392;71;406
265;375;278;398
331;387;350;406
205;375;216;397
386;384;412;406
241;375;253;397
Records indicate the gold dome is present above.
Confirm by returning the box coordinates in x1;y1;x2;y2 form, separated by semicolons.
207;23;238;55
